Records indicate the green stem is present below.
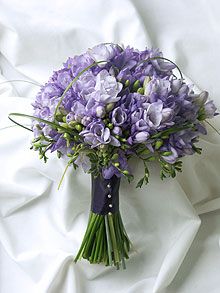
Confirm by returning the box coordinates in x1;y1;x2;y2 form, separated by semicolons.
83;215;103;258
108;213;120;266
93;220;104;263
104;215;113;266
74;212;97;262
8;113;75;135
57;162;71;190
75;211;132;269
98;232;105;263
115;214;126;269
205;119;220;136
89;238;97;264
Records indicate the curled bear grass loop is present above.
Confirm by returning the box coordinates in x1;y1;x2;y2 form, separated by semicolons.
53;60;107;119
137;56;184;80
8;113;76;136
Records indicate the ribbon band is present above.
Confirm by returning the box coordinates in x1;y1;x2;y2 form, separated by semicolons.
91;175;120;215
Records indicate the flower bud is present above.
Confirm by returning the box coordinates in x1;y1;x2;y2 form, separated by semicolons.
122;170;129;175
133;80;140;91
103;118;110;124
55;114;63;122
96;106;106;118
106;103;115;112
112;126;122;135
114;162;120;167
137;87;144;95
63;133;70;140
161;151;172;156
60;123;69;129
107;123;114;129
125;80;130;87
75;124;83;132
33;142;42;148
68;121;77;128
155;140;163;150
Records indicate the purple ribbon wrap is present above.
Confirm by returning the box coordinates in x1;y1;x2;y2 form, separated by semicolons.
91;175;120;215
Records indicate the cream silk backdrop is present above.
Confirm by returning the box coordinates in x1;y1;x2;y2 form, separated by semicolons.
0;0;220;292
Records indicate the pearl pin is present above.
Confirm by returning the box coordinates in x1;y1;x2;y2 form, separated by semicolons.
109;204;113;208
107;183;111;188
107;194;112;198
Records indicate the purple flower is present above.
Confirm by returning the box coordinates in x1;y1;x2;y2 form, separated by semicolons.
31;43;218;175
131;108;144;123
204;100;217;118
56;69;72;90
71;101;86;121
144;101;163;128
87;70;122;104
75;71;96;96
192;91;208;106
146;77;171;98
112;107;127;126
87;43;120;63
80;122;120;148
167;129;202;160
112;126;122;135
162;146;178;164
133;131;150;143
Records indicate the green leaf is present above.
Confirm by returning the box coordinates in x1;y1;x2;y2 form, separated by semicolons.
136;178;144;188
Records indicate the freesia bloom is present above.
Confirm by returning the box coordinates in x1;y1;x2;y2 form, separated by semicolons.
31;43;218;179
87;70;123;104
80;122;120;148
87;43;120;62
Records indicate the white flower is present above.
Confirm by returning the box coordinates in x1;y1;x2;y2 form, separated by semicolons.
87;44;116;62
93;70;123;104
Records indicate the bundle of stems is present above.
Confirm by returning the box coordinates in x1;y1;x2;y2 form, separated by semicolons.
74;211;131;269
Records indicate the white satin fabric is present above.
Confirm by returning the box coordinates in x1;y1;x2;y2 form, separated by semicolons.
0;0;220;292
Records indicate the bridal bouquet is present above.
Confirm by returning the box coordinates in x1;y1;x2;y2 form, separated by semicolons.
9;43;218;270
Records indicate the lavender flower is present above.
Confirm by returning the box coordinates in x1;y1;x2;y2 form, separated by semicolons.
87;69;123;104
88;43;121;63
112;107;127;126
80;122;120;148
31;43;218;181
204;100;217;118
